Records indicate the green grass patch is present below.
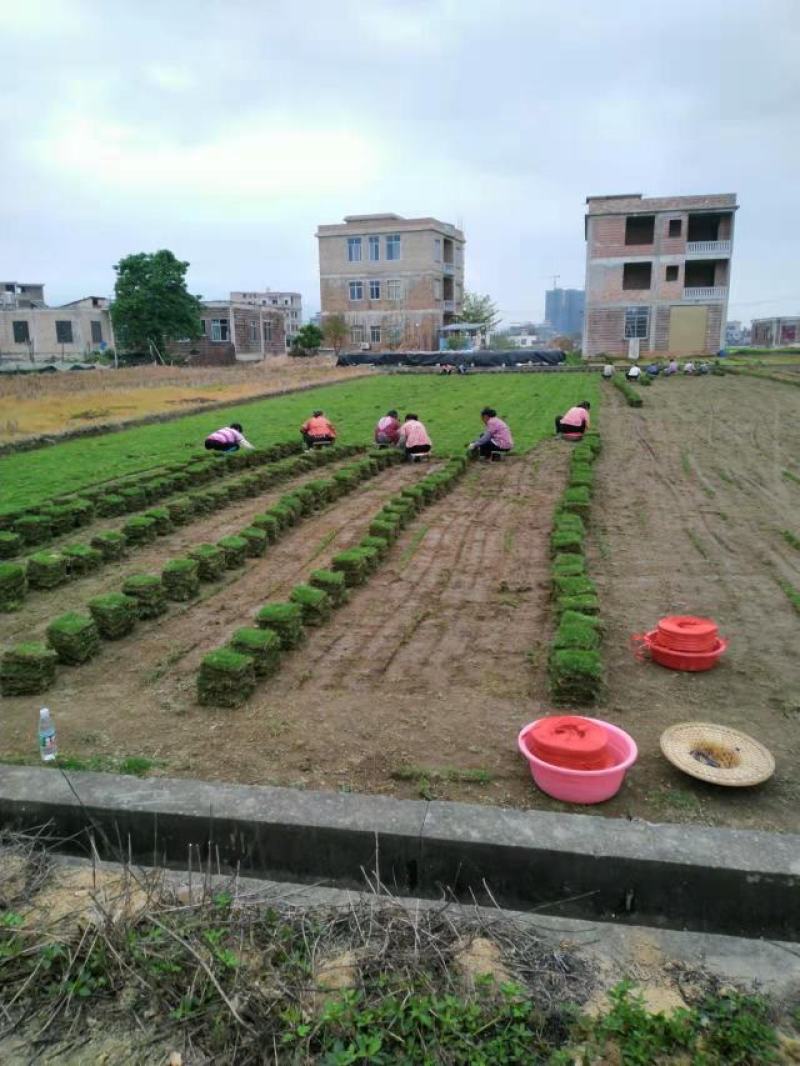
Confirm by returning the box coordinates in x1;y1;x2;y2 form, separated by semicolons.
610;375;643;407
0;752;159;776
783;469;800;486
779;580;800;615
399;525;429;567
781;529;800;551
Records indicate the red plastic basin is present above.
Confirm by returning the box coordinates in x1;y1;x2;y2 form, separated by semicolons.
646;630;727;672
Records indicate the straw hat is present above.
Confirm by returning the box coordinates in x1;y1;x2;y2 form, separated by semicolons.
660;722;775;787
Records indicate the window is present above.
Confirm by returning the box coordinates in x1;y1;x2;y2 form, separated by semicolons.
668;219;682;238
348;281;364;301
370;325;381;344
12;321;29;343
434;279;442;300
263;320;273;342
665;265;679;282
210;318;229;342
369;280;381;300
90;320;103;344
55;320;73;344
347;237;362;262
248;320;258;342
351;324;365;343
386;234;401;260
434;237;442;261
622;262;652;290
625;215;655;245
624;307;649;339
387;280;403;301
200;319;207;336
368;235;380;261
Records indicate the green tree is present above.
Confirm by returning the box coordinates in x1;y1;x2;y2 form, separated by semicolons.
458;291;500;332
322;314;349;357
111;250;202;357
290;323;324;356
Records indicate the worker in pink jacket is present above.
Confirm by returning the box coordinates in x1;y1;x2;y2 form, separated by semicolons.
555;401;591;437
396;413;432;461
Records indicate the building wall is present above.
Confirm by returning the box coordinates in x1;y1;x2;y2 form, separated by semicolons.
230;291;302;347
168;305;285;365
0;307;114;359
751;317;800;347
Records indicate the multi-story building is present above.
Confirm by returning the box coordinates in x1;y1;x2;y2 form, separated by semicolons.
583;193;738;358
545;288;584;337
230;290;302;349
168;300;285;365
316;213;465;351
0;285;114;361
751;316;799;348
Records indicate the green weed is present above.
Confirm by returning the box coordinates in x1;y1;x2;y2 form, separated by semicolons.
781;529;800;551
0;752;159;776
686;529;709;559
783;469;800;486
779;580;800;615
399;525;429;567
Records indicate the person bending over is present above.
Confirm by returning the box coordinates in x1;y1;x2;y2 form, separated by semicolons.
204;422;254;453
554;401;591;436
300;410;337;448
374;409;401;446
396;413;432;460
469;406;514;459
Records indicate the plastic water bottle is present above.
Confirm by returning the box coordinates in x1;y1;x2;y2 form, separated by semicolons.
38;707;56;762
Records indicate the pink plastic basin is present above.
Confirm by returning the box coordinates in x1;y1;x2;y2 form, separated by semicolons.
517;717;638;804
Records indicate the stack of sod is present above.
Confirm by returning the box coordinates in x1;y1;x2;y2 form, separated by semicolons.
550;648;603;704
65;498;95;527
46;612;101;665
45;505;75;536
119;486;147;511
269;503;295;530
369;517;399;543
400;486;425;512
278;495;304;522
204;488;230;511
123;516;158;545
88;592;138;639
561;487;591;522
611;375;643;408
255;602;305;648
145;507;173;535
218;535;248;569
197;648;256;708
289;584;331;626
27;551;68;590
353;545;380;574
360;535;390;561
162;558;200;601
188;492;214;515
550;513;584;556
167;498;194;525
331;549;368;587
229;627;282;677
250;513;280;542
63;544;103;575
14;514;52;547
122;574;167;619
90;530;127;561
0;642;58;695
240;527;268;557
96;494;126;518
0;532;22;559
309;568;348;607
189;544;226;581
0;563;27;611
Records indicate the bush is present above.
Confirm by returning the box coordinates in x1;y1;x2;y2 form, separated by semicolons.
255;603;305;648
550;648;603;703
189;544;226;582
46;611;101;665
162;558;200;601
90;530;127;561
14;514;52;546
0;532;22;559
197;648;256;708
122;515;158;545
88;592;138;639
218;535;248;569
27;551;68;590
309;568;348;607
290;584;331;626
122;574;167;619
229;627;281;678
0;562;27;612
0;642;58;695
63;543;103;575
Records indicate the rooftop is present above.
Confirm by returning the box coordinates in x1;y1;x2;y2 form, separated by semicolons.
586;192;738;215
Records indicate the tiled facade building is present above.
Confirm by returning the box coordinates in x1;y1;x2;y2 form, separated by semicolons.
230;290;302;349
169;300;285;366
316;214;465;351
583;193;738;358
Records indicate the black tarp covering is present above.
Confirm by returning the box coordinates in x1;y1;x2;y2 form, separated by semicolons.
336;350;565;368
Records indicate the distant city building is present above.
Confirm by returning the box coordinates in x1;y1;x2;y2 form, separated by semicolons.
583;192;738;358
230;290;302;349
545;288;584;336
506;322;555;347
0;283;114;361
751;316;799;348
168;299;285;365
725;320;750;346
316;213;465;351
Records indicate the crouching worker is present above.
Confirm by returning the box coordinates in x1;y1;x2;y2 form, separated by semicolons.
301;410;336;448
396;413;432;461
204;422;254;453
469;407;514;459
374;409;401;446
555;401;591;436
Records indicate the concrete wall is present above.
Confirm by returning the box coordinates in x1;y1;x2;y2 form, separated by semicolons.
168;305;285;365
0;307;114;360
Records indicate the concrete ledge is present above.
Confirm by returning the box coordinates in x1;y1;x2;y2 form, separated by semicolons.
1;766;798;940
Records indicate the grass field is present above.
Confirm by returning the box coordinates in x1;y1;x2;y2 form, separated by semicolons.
0;373;599;513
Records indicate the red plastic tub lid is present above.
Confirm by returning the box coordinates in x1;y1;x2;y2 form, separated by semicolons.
528;716;609;760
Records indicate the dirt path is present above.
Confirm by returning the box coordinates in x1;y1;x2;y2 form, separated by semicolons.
584;376;800;831
0;449;569;805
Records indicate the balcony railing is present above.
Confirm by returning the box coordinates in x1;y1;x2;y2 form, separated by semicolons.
686;240;731;256
683;286;728;300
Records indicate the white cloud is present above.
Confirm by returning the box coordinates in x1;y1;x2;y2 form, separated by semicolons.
144;65;197;93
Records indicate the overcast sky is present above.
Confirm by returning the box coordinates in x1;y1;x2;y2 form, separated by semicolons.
2;0;798;325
